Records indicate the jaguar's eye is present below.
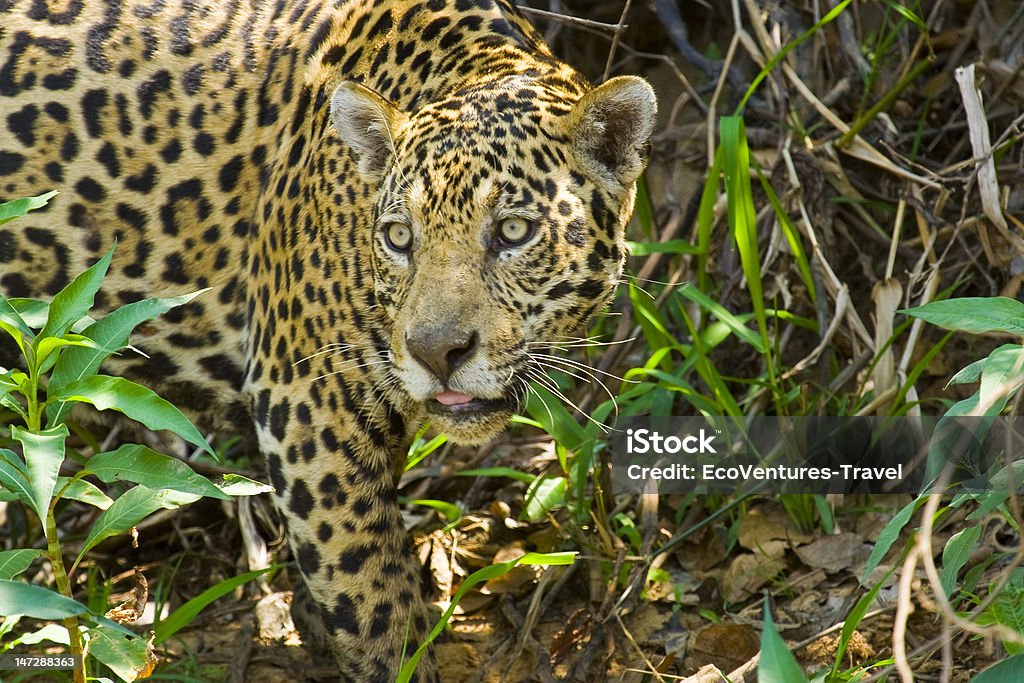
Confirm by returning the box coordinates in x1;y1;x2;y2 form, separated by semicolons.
384;222;412;252
496;217;536;248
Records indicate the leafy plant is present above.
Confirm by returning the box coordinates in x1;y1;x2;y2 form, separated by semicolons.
0;193;271;682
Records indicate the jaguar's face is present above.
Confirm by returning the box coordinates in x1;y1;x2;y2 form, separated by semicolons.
330;76;656;443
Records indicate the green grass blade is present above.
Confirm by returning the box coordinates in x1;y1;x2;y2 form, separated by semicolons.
153;567;276;644
397;552;575;682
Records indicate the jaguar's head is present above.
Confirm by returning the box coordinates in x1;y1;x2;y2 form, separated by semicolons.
330;75;656;443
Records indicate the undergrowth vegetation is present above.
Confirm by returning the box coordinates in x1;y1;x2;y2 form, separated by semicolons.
1;1;1023;682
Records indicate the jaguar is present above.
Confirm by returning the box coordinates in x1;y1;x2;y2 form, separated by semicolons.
0;0;656;679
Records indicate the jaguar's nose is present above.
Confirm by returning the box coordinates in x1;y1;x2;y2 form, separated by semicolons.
406;327;479;384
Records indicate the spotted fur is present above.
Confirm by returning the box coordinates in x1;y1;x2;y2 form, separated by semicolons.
0;1;656;679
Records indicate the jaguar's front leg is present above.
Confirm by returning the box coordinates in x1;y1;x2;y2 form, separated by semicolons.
250;378;438;682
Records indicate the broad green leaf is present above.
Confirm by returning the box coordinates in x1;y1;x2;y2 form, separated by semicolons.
940;525;982;597
88;626;153;683
0;449;34;509
216;473;274;496
902;297;1024;336
758;597;809;683
154;567;276;644
56;476;113;509
862;497;921;584
0;579;90;619
980;345;1024;413
47;290;207;423
39;243;115;341
76;485;201;563
34;335;105;376
49;375;213;456
972;654;1024;682
0;191;57;226
16;623;70;646
397;552;576;682
0;549;43;580
948;358;985;387
923;396;1004;489
86;445;228;500
7;298;50;329
524;475;567;522
11;424;68;525
0;296;33;348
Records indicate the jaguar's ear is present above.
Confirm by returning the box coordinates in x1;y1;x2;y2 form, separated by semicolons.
567;76;657;186
330;81;408;180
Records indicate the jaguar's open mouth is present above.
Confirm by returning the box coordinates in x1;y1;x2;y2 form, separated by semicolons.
425;390;514;417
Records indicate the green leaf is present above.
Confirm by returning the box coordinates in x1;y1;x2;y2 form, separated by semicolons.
862;497;921;584
56;476;114;509
76;485;201;564
0;549;43;580
407;499;462;532
980;345;1024;413
7;298;50;329
216;473;274;496
902;297;1024;336
49;375;214;456
948;358;985;387
678;283;766;353
0;296;33;349
524;476;567;522
11;425;69;524
39;243;115;341
86;445;228;500
721;116;772;379
758;597;809;683
0;191;58;226
16;623;70;646
524;384;589;452
625;239;702;256
47;290;207;423
940;525;982;597
34;335;105;376
457;467;536;484
153;567;276;644
833;568;893;672
87;626;152;683
972;654;1024;682
0;579;90;619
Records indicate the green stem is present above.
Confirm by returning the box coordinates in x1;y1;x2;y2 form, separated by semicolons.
46;510;86;683
837;57;934;149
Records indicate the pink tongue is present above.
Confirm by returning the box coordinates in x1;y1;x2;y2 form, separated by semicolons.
435;391;475;406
